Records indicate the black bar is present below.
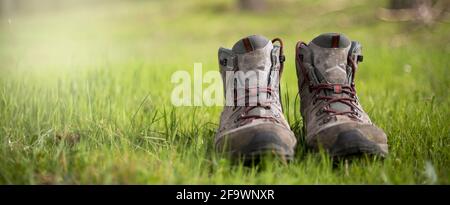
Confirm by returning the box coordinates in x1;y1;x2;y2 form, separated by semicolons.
0;185;447;204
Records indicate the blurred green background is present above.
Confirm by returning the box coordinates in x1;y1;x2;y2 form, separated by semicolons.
0;0;449;184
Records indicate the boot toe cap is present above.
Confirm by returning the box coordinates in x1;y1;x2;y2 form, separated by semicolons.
215;123;297;161
307;123;388;157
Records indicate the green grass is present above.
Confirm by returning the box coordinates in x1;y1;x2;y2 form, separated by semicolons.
0;0;449;184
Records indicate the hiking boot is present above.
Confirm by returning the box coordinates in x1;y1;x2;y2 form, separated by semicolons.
295;33;388;158
215;35;297;162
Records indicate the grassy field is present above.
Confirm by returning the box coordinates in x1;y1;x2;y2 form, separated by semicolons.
0;0;449;184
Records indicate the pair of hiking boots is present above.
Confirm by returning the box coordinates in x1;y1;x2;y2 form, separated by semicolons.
215;33;388;162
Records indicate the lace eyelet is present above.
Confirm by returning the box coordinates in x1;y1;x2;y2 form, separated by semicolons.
315;110;321;116
351;111;360;117
220;58;227;66
313;95;319;105
323;116;331;124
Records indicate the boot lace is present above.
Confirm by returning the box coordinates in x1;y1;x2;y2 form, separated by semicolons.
309;57;361;118
297;41;361;119
309;83;359;118
233;38;285;125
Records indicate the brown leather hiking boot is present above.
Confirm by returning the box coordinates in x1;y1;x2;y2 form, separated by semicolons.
215;35;297;162
295;33;388;158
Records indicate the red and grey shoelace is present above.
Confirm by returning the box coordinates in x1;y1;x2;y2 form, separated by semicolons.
232;38;285;124
297;41;361;118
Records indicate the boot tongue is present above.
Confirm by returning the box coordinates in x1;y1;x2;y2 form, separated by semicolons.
310;33;351;84
231;35;274;108
232;35;273;72
310;33;352;113
232;34;271;54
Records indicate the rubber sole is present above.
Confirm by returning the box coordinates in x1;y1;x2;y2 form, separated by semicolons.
225;144;294;165
328;130;388;159
216;124;297;165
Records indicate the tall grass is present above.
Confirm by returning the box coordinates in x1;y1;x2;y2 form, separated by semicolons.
0;0;448;184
